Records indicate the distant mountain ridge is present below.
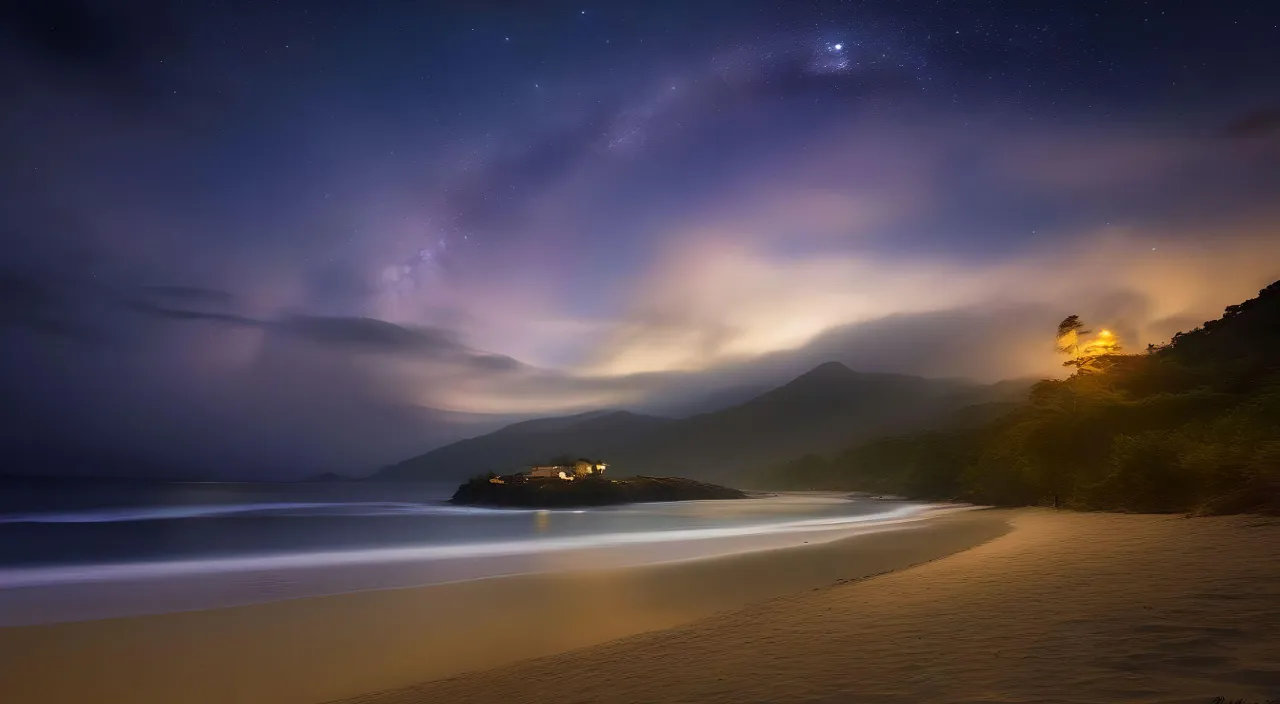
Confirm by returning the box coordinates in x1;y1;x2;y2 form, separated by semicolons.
760;280;1280;514
375;362;1032;483
487;410;619;437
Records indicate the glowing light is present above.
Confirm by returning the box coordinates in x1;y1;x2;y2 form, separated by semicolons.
833;43;843;51
1099;330;1112;337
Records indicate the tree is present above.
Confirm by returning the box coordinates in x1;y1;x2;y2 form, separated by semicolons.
1056;315;1087;359
1057;315;1122;373
1057;315;1090;370
1078;328;1123;372
761;281;1280;514
1080;328;1122;355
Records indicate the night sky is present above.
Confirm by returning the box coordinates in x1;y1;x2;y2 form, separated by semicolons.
2;0;1278;478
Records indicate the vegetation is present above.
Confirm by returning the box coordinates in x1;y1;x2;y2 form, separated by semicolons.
763;281;1280;515
450;474;748;508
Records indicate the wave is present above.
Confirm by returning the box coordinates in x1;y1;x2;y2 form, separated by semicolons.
0;504;969;589
0;494;855;524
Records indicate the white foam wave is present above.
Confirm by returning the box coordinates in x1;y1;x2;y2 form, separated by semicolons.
0;504;970;589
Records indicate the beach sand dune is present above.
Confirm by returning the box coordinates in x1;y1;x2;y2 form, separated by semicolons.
340;511;1280;704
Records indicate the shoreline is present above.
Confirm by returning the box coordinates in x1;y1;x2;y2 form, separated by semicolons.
339;510;1280;704
0;508;1009;704
0;500;957;627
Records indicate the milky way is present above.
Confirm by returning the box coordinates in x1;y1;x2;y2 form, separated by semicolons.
2;0;1277;477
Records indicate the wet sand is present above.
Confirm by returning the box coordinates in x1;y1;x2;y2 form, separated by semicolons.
0;508;1008;704
338;510;1280;704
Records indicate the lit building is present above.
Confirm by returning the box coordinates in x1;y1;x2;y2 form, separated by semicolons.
524;458;608;480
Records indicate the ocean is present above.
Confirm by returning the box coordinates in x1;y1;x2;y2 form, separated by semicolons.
0;479;949;626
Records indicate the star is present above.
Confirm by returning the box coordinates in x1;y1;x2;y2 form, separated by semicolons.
833;43;843;51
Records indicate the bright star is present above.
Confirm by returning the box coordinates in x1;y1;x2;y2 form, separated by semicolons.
833;43;843;51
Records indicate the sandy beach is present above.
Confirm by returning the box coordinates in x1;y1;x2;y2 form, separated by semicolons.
0;508;1006;704
342;510;1280;704
2;509;1277;704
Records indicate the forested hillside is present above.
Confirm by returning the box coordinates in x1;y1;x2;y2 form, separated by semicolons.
764;281;1280;514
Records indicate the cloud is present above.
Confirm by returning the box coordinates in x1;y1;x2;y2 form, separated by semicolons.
313;110;1280;412
138;285;238;307
1226;107;1280;140
275;315;462;353
580;216;1280;381
5;23;1280;480
468;353;525;372
129;305;256;326
128;290;529;376
989;131;1212;194
0;279;528;479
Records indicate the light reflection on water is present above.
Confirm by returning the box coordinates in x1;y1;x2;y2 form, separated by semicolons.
0;482;922;570
0;483;963;625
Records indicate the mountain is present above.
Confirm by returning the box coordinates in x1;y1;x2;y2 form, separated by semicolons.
762;281;1280;514
612;363;983;482
376;410;672;482
931;376;1042;429
485;410;618;437
375;362;1029;483
640;382;774;417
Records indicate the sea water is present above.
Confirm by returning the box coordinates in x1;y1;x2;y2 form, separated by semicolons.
0;479;952;625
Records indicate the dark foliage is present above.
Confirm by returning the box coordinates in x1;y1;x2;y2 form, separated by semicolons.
763;281;1280;515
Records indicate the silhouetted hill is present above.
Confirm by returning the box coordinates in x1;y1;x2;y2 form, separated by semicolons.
643;383;773;417
616;363;991;482
450;475;748;508
376;410;672;482
571;410;672;435
486;410;617;437
375;362;1026;483
764;281;1280;514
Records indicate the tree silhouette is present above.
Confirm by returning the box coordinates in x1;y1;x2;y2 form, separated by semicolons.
1058;315;1123;372
1056;315;1089;368
1078;328;1122;371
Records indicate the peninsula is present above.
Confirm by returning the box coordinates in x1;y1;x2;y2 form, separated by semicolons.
450;458;748;507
